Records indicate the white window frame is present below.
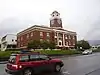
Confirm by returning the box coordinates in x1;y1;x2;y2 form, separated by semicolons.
40;32;43;36
69;41;71;45
47;33;50;37
65;41;68;46
69;35;71;39
65;36;68;39
31;32;33;37
73;36;75;39
27;34;29;38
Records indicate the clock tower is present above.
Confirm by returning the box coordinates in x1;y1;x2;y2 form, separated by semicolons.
50;11;62;28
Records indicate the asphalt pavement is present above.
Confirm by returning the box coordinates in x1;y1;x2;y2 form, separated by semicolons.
1;53;100;75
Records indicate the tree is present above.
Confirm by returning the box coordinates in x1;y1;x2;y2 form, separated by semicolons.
27;40;40;50
48;41;56;50
76;40;90;50
40;41;49;50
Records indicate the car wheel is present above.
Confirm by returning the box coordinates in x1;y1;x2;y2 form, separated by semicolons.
23;69;32;75
55;64;61;72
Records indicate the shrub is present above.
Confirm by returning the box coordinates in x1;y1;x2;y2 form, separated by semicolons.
34;50;81;55
0;51;11;59
40;41;49;50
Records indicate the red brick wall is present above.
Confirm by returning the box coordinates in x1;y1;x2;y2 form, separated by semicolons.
17;30;54;48
17;29;77;48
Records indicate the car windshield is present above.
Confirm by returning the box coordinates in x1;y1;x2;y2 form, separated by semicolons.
9;55;16;64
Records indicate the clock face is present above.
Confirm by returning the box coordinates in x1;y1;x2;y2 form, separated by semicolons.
51;20;54;25
57;19;61;24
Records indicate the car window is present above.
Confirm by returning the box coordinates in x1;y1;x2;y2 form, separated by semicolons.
19;55;29;62
9;55;16;64
39;55;49;60
30;54;39;61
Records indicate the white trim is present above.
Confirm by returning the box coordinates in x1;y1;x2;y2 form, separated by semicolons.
40;32;43;36
17;25;76;36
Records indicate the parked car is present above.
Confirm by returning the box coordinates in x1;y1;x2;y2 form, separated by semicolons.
5;50;64;75
82;50;92;55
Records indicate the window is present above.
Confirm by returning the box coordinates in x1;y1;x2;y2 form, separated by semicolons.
21;37;23;41
69;41;71;45
31;32;33;37
21;43;23;47
68;35;71;39
40;32;43;36
47;32;50;37
39;55;49;60
73;42;75;45
65;35;68;39
20;55;29;62
40;39;43;41
30;55;39;61
55;33;57;36
65;41;68;46
27;34;29;38
73;36;75;39
59;42;61;45
12;39;14;42
9;55;16;64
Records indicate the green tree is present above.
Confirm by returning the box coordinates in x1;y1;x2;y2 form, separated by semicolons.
76;40;90;50
41;41;49;50
27;40;40;50
48;41;56;50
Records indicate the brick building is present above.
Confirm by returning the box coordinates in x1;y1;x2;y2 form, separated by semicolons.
17;11;77;49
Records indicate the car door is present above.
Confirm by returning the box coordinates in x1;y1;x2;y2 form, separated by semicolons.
29;54;46;73
39;55;53;71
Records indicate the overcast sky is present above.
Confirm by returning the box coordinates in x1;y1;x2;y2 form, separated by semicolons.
0;0;100;40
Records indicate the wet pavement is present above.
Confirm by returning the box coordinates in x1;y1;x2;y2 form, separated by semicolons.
1;53;100;75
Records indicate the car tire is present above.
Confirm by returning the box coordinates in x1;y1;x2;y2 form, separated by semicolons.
23;68;32;75
55;64;61;72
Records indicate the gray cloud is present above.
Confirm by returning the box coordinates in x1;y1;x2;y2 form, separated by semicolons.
0;0;100;40
84;18;100;40
0;17;35;37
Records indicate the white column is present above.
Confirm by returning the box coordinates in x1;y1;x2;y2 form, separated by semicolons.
63;33;65;46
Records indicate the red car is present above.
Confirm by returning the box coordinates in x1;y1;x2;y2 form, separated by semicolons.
5;50;64;75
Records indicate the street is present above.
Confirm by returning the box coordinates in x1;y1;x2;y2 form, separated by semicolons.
1;53;100;75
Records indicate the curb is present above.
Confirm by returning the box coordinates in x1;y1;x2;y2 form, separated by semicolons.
0;61;8;64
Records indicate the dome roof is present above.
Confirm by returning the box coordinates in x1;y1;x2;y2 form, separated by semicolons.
52;11;60;14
